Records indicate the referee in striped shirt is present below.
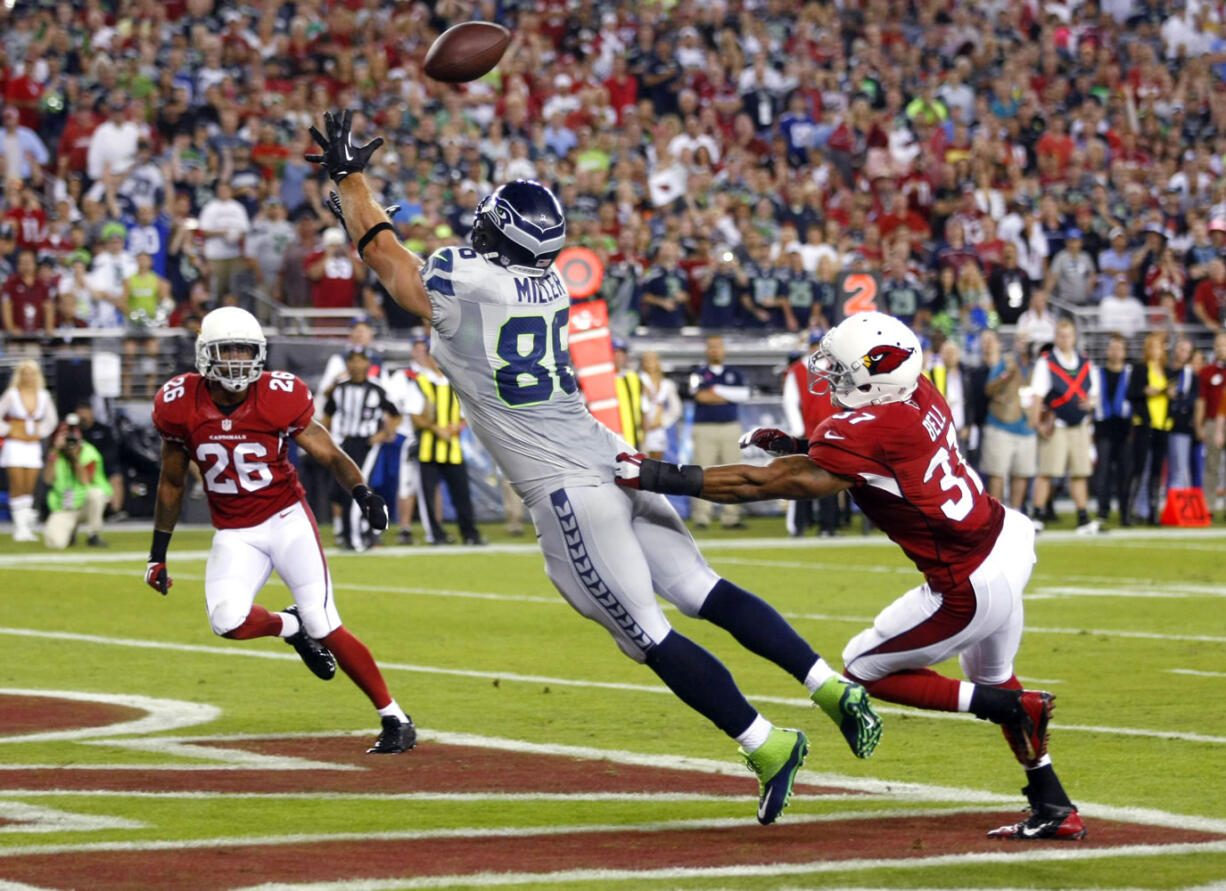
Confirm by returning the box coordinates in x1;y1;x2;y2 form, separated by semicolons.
323;346;400;551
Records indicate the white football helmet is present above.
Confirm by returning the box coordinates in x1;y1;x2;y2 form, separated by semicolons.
808;311;922;408
196;306;267;393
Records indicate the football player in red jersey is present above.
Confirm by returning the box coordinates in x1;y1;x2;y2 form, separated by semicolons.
145;306;415;754
617;312;1085;841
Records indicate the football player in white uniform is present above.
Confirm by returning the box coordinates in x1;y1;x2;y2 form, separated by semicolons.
306;111;883;824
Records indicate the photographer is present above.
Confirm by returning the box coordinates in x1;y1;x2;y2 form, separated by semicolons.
42;413;112;549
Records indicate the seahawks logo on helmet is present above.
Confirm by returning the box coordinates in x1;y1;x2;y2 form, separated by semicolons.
862;345;914;375
471;180;567;277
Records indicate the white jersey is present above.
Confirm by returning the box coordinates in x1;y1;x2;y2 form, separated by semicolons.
423;246;628;505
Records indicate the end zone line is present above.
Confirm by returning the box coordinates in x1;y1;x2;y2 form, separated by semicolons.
223;841;1226;891
0;628;1221;748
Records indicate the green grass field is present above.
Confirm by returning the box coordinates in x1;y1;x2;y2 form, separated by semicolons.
1;519;1224;889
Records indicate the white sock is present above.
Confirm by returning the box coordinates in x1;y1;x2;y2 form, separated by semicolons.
957;680;976;713
378;700;408;723
277;611;300;639
803;657;838;694
10;494;32;511
735;714;773;753
1027;753;1053;770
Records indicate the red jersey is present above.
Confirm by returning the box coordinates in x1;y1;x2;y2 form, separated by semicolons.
1;274;51;333
152;371;314;530
306;249;360;309
808;376;1004;592
787;358;839;435
1200;362;1226;420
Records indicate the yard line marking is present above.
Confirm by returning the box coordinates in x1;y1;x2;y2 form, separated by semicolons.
0;801;145;834
0;526;1221;567
0;629;1221;747
0;689;217;744
1030;585;1226;599
0;806;1083;858
221;842;1226;891
1170;669;1226;678
0;790;865;804
711;557;915;575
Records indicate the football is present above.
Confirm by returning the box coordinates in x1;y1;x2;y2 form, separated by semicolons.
423;22;511;84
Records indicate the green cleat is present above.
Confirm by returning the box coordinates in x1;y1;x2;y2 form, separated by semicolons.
740;727;809;825
812;675;883;759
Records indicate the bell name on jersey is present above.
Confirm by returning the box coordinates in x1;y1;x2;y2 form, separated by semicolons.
422;246;628;506
152;371;314;529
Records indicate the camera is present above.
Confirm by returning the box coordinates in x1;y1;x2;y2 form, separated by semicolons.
721;251;734;263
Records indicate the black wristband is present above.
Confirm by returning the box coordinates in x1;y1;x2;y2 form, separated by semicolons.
793;437;810;453
149;529;172;564
639;458;705;497
357;222;394;257
350;484;372;503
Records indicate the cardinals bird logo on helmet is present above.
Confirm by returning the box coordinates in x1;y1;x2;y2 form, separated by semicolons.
861;344;915;375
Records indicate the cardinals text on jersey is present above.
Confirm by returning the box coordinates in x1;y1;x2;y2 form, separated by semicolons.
152;371;314;529
808;375;1004;592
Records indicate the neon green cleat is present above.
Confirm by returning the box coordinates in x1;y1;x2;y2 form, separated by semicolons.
739;727;809;825
812;675;883;759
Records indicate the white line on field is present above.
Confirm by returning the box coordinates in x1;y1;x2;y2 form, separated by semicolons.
0;806;1012;858
0;628;1220;747
0;801;144;834
0;790;860;804
0;689;216;743
1170;669;1226;678
224;842;1226;891
0;526;1221;567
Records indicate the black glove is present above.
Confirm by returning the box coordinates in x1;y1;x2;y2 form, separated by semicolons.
326;191;401;228
352;484;389;531
305;109;384;183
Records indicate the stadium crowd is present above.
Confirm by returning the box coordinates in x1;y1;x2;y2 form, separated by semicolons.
2;0;1226;539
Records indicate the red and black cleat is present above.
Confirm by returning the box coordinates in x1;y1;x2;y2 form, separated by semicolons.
988;803;1087;840
1001;691;1054;766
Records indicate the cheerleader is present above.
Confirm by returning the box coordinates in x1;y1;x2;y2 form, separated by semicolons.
0;360;58;541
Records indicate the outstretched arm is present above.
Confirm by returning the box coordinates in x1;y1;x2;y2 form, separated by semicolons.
617;452;854;503
295;418;389;530
305;110;432;320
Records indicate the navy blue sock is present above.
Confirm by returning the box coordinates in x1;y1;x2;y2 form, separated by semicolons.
645;631;758;739
698;579;820;683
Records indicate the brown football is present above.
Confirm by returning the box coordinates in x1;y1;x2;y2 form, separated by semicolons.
423;22;511;83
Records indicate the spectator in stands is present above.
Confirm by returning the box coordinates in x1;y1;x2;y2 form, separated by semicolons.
1015;285;1058;349
198;180;251;303
244;197;295;319
1144;246;1188;322
41;413;110;549
87;223;136;329
2;106;48;183
1129;332;1174;527
86;92;143;182
697;248;746;330
2;249;53;338
1192;258;1226;332
988;241;1032;326
278;213;321;308
1031;319;1101;535
1097;228;1134;301
121;251;171;398
741;240;794;330
1099;274;1147;339
1167;337;1200;493
981;329;1036;511
639;240;689;328
1197;331;1226;519
307;227;364;316
0;358;56;542
1094;334;1135;526
688;335;747;530
1045;228;1096;307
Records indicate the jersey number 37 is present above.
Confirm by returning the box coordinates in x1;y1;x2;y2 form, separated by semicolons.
495;307;577;406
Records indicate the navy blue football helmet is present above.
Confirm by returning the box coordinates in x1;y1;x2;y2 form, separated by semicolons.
471;180;566;277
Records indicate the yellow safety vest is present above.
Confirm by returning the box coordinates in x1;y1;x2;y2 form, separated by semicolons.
416;375;464;464
615;370;644;449
927;364;948;396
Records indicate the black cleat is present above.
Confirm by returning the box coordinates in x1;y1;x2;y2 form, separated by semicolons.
367;714;417;753
282;605;336;680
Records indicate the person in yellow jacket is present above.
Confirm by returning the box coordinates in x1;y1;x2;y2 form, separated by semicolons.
612;337;644;451
1128;331;1173;525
